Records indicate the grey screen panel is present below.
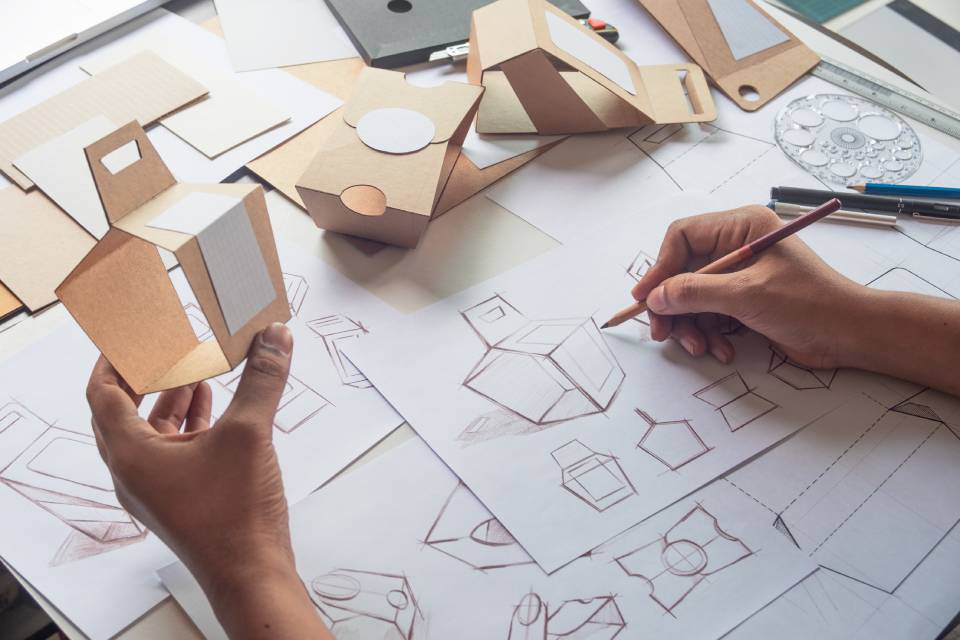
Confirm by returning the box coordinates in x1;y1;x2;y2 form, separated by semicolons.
325;0;591;68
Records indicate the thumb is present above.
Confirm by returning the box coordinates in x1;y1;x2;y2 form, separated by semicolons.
221;323;293;431
645;272;743;317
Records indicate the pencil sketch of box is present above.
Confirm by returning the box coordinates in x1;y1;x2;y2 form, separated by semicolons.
507;591;625;640
0;401;147;565
461;294;624;425
310;569;422;640
552;439;635;512
307;314;373;389
283;272;309;316
216;371;331;433
767;346;837;390
693;372;778;431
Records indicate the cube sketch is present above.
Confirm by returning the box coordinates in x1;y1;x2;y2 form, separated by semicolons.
693;372;778;432
767;346;837;390
507;591;625;640
283;272;309;316
636;410;711;471
552;440;636;512
423;482;533;571
307;314;373;389
461;295;625;425
311;569;422;640
614;505;752;613
458;409;540;446
0;402;147;565
215;371;331;433
627;250;655;282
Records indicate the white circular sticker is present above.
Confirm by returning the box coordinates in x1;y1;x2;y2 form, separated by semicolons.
356;108;436;154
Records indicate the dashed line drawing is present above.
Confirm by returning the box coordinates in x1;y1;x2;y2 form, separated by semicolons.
282;272;309;316
767;346;838;391
693;372;778;432
614;505;753;614
552;440;636;512
0;401;147;566
214;371;332;433
422;482;533;571
310;569;422;640
461;295;625;425
183;302;214;341
307;314;373;389
507;591;626;640
636;410;712;471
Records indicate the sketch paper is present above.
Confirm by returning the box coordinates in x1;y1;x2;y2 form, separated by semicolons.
461;128;565;170
161;437;814;640
13;116;116;239
214;0;358;71
347;195;855;573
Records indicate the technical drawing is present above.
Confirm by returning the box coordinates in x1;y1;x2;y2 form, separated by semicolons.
636;410;711;471
307;314;373;389
283;272;309;316
214;371;331;433
461;295;625;425
0;401;147;565
310;569;422;640
183;302;213;341
615;505;753;614
507;591;625;640
457;409;541;445
866;267;957;300
626;250;655;282
423;482;533;571
767;346;837;390
693;372;778;431
552;440;636;512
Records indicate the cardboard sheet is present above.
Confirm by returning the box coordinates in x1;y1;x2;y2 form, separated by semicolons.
0;187;96;312
213;0;358;71
13;116;117;239
161;437;814;640
0;282;22;320
0;50;207;189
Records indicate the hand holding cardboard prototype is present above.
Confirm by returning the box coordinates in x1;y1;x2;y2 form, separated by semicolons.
57;122;290;394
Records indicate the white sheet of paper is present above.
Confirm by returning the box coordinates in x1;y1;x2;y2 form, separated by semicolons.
545;10;636;95
160;437;814;640
12;116;115;239
0;238;402;639
213;0;358;71
461;127;565;170
347;194;860;573
149;192;276;334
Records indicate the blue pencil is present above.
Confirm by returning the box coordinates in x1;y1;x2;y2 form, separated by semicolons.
850;183;960;198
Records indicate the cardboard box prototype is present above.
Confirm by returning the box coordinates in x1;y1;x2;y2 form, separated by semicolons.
296;67;484;248
467;0;716;134
56;122;290;394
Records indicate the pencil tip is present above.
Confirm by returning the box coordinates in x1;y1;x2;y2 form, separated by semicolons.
600;322;610;330
850;184;864;192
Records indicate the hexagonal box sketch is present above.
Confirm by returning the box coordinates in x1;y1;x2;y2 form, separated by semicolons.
461;295;625;425
552;440;636;512
635;410;712;471
767;346;837;391
507;591;626;640
307;314;373;389
310;569;423;640
693;372;778;432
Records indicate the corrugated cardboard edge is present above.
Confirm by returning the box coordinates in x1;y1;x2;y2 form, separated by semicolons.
0;282;23;321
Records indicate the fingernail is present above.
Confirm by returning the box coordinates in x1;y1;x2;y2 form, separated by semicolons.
647;287;666;313
711;343;733;364
260;322;293;356
680;336;698;355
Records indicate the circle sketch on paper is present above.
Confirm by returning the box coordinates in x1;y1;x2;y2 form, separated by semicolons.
774;94;922;186
356;108;436;154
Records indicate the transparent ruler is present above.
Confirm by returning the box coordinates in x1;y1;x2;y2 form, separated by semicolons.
812;57;960;141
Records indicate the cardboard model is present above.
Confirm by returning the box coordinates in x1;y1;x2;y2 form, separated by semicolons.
467;0;716;135
296;67;483;248
637;0;820;111
56;122;289;395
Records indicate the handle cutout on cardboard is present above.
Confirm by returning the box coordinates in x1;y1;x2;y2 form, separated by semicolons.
680;69;708;117
100;140;142;175
738;85;761;103
341;185;387;217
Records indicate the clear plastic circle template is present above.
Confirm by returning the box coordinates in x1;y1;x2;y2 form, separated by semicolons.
774;94;922;186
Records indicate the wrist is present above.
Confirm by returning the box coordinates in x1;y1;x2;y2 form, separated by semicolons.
196;544;301;611
834;284;896;372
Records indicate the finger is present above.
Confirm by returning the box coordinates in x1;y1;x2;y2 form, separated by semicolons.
670;316;707;357
648;311;672;342
220;323;293;433
696;314;735;364
148;385;197;435
184;382;213;433
646;271;749;319
87;356;153;450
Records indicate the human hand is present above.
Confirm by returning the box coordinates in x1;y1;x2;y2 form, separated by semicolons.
631;205;867;369
87;323;331;638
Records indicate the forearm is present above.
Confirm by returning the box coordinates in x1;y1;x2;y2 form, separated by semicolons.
845;287;960;396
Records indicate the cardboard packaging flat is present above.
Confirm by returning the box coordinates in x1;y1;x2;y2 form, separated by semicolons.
0;282;22;321
467;0;716;135
296;67;483;248
56;122;290;394
637;0;820;111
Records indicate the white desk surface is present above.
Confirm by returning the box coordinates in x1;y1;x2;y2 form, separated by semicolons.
3;0;959;638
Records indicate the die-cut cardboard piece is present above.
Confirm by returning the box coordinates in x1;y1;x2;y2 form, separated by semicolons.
296;68;483;248
637;0;820;111
468;0;715;135
0;282;22;321
56;122;290;394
